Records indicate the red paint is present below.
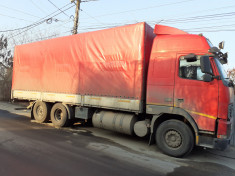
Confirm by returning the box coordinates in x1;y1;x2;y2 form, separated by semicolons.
154;24;188;35
217;119;228;136
12;22;155;101
218;82;234;120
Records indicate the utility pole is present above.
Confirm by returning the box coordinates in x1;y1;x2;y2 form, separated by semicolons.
71;0;80;34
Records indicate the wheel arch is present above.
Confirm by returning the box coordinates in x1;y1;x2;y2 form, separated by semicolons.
149;107;199;145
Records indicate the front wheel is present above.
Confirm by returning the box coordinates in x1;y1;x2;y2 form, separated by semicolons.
156;120;194;157
50;103;70;128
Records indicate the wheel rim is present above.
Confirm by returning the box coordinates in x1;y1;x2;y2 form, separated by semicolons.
54;108;63;121
36;105;44;119
164;130;182;148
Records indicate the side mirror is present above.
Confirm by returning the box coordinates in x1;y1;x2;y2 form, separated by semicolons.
200;56;212;75
219;41;225;50
203;74;213;82
220;52;228;64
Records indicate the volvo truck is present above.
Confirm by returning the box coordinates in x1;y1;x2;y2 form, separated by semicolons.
12;22;234;157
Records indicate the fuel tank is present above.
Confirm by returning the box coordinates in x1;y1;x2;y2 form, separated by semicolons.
92;111;137;135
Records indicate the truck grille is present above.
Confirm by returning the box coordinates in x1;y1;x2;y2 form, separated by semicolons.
228;104;234;120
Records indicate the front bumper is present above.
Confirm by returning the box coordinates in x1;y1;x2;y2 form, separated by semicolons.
213;138;230;150
197;135;230;150
197;116;233;150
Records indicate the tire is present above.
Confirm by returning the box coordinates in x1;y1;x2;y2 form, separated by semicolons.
50;103;70;128
33;101;50;123
156;120;194;157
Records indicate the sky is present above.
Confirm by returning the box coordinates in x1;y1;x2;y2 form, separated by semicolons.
0;0;235;70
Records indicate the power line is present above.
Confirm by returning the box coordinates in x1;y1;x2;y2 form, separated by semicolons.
7;24;235;50
81;0;99;2
29;12;235;36
3;1;102;40
0;13;34;22
80;9;104;24
71;21;235;34
30;0;47;14
10;29;72;46
187;29;235;32
8;4;75;39
6;0;235;44
182;23;235;31
20;20;72;37
73;1;235;33
36;2;72;21
161;16;235;25
25;33;59;43
164;11;235;23
76;1;235;27
1;20;46;33
47;0;70;18
0;20;47;33
0;5;40;19
41;19;72;31
80;0;196;19
11;21;116;39
7;21;46;40
151;4;235;24
147;17;235;28
0;3;72;33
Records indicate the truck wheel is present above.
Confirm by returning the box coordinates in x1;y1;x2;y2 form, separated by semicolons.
156;120;194;157
50;103;70;127
33;101;50;123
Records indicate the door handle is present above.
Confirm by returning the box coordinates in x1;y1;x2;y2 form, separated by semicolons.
177;98;184;103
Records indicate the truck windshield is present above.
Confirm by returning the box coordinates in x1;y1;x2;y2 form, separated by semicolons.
214;58;228;79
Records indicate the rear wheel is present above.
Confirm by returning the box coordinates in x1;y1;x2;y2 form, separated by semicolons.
50;103;70;127
33;101;50;123
156;119;194;157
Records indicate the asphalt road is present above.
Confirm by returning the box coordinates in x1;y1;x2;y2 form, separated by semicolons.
0;102;235;176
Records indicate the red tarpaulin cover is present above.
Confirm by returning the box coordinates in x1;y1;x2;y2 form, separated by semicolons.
12;22;155;100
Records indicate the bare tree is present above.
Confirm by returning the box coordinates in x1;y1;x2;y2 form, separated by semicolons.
0;35;13;100
227;68;235;83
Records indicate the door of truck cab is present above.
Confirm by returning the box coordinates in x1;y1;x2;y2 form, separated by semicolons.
174;54;219;132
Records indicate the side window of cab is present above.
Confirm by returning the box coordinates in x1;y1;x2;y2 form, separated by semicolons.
179;59;206;81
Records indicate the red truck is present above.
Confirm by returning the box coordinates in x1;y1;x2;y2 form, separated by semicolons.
12;22;234;157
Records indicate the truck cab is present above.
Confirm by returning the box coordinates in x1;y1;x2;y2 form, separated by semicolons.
146;25;234;156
